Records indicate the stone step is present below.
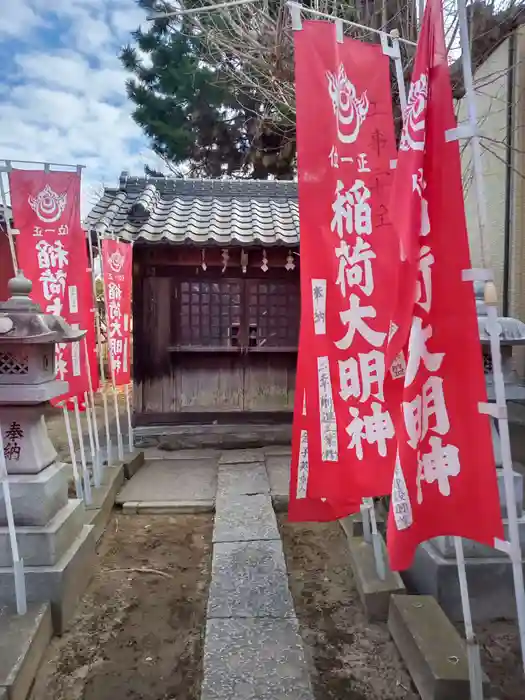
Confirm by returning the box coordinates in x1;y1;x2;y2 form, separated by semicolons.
135;423;292;451
0;604;52;700
213;493;279;544
0;524;95;635
388;595;490;700
201;617;314;700
217;462;269;498
207;540;294;619
345;533;406;622
121;500;214;515
0;499;85;567
0;463;68;527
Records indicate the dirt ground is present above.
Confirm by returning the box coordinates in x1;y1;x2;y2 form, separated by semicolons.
278;516;419;700
476;621;522;700
29;514;213;700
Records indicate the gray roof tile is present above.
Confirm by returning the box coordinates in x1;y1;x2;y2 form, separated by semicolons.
85;174;299;246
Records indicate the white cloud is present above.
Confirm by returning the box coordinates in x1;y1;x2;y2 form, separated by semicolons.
0;0;165;217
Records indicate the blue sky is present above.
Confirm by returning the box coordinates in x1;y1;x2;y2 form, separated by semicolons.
0;0;164;216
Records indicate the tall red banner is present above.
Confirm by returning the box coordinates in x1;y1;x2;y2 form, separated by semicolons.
293;21;399;504
288;333;360;522
9;170;97;404
101;239;132;387
385;0;503;570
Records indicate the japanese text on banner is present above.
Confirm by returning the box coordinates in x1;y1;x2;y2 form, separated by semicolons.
293;21;399;501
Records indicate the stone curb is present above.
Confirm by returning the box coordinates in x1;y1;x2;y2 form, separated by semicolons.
0;604;52;700
120;500;215;515
388;594;491;700
342;530;406;622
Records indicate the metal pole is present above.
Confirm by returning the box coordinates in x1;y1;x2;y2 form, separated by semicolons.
87;230;112;467
73;397;92;505
62;405;83;500
83;336;102;487
457;0;525;673
454;537;484;699
125;383;134;453
286;1;418;46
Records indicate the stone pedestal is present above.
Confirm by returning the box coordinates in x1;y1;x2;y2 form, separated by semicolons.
0;461;95;634
0;405;57;474
404;467;525;622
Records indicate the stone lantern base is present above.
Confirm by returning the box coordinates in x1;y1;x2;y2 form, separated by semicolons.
403;467;525;622
0;461;95;634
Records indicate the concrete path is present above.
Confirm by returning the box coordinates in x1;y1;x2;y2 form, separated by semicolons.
201;448;313;700
116;451;219;512
115;446;292;513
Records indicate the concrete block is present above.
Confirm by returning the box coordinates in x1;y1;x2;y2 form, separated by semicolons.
0;500;85;567
0;463;68;527
213;494;279;544
404;540;525;622
346;535;406;621
218;450;265;465
138;423;292;451
0;604;52;700
271;494;289;513
265;455;291;498
115;459;217;506
340;512;385;539
431;517;525;559
201;617;313;700
263;445;292;457
388;595;490;700
122;451;145;480
121;500;214;515
84;464;124;543
217;463;270;498
0;524;96;635
207;540;294;619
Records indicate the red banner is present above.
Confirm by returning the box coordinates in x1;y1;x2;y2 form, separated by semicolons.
293;21;399;502
385;0;504;570
288;334;360;522
101;239;132;386
9;170;96;403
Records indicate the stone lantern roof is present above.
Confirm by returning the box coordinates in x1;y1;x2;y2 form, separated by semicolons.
0;273;85;345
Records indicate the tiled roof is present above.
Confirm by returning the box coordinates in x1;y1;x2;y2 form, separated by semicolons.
85;173;299;246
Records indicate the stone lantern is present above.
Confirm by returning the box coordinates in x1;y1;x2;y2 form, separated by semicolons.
0;274;95;633
0;273;84;474
405;283;525;623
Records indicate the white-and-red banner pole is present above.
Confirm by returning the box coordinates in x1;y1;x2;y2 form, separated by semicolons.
87;229;113;468
125;383;133;453
83;337;102;487
97;230;124;461
73;396;92;505
457;0;525;673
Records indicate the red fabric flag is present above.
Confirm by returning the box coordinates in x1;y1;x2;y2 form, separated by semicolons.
293;21;399;502
9;170;96;404
101;239;132;386
288;331;360;522
385;0;504;570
